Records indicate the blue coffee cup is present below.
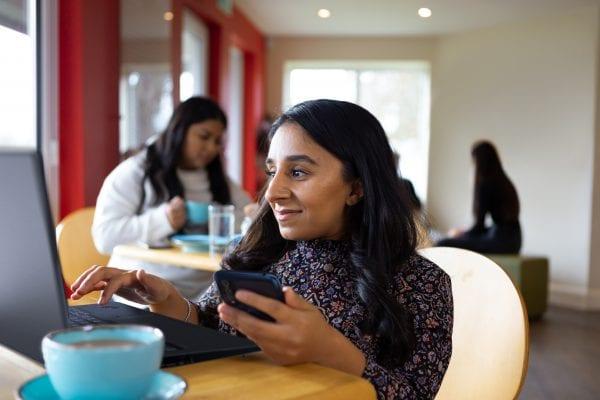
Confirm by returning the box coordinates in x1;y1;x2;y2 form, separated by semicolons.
185;201;209;225
42;324;164;400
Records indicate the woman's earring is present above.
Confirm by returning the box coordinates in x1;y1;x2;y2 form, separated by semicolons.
346;193;361;206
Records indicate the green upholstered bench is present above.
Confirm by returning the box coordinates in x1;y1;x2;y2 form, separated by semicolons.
485;255;549;319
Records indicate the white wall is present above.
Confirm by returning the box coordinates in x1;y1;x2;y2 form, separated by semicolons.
587;18;600;309
122;39;170;64
429;7;600;306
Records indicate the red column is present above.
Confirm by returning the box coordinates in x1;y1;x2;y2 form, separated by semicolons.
59;0;120;219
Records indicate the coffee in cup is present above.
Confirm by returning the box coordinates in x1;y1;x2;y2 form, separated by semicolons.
42;324;164;400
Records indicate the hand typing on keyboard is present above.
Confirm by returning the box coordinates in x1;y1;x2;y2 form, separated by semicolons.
71;266;172;305
69;265;197;324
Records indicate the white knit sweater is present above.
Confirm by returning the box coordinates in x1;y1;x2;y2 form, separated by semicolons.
92;151;251;298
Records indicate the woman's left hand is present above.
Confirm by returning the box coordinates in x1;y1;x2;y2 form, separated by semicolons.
218;287;340;366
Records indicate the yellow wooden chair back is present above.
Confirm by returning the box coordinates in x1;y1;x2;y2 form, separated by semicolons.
418;247;529;400
55;207;109;290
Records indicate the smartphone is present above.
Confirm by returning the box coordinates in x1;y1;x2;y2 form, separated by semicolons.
214;270;284;322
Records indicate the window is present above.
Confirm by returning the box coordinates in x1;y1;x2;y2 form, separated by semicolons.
180;9;208;101
0;0;36;148
284;61;431;203
120;0;173;154
226;46;244;185
0;0;59;220
119;65;173;154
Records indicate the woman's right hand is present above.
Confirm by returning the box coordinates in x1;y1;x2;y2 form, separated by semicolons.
166;196;186;230
70;265;174;306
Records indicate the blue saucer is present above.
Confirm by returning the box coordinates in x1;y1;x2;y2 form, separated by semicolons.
17;371;187;400
171;234;242;253
171;234;211;253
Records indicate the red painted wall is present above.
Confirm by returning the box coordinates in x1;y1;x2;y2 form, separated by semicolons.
59;0;120;218
173;0;266;198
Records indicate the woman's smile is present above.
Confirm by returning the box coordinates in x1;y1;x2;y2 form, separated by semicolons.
274;208;302;222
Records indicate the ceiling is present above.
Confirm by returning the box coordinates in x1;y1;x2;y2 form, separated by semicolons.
234;0;599;36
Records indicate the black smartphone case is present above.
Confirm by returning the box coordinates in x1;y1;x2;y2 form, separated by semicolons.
214;270;285;322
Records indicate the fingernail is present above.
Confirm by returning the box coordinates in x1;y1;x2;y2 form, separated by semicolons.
219;304;230;313
219;305;232;317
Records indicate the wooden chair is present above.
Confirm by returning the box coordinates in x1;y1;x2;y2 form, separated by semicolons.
56;207;109;298
418;247;529;400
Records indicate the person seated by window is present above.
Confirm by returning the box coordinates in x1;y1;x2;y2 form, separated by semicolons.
73;99;453;399
255;113;274;193
437;140;521;254
392;151;422;212
92;96;251;299
240;113;275;230
392;150;435;249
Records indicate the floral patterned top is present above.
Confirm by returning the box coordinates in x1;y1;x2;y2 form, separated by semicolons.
194;239;453;399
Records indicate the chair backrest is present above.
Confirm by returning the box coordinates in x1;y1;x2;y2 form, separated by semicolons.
56;207;109;287
418;247;529;400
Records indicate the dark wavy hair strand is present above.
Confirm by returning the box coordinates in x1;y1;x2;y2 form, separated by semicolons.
471;140;519;220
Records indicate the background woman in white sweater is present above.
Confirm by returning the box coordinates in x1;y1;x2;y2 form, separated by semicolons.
92;96;251;299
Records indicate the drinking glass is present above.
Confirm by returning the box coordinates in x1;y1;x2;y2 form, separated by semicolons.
208;204;235;256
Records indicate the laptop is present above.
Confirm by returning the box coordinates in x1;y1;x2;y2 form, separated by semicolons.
0;149;258;366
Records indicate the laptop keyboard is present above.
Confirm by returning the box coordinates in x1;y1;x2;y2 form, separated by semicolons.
67;307;108;326
67;308;182;353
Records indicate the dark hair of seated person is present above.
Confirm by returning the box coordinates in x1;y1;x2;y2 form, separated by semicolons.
471;140;519;225
136;96;231;214
224;99;419;368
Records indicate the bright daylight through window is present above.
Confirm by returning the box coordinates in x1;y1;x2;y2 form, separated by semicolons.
285;62;431;202
0;0;36;148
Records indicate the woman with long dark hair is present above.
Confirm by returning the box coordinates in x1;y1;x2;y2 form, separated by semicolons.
437;140;521;253
92;97;251;298
75;99;453;399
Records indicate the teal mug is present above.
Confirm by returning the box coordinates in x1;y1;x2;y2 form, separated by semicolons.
42;324;164;400
185;201;209;225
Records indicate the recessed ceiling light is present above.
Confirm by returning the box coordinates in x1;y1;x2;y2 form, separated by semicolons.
163;11;174;21
418;8;432;18
318;9;331;19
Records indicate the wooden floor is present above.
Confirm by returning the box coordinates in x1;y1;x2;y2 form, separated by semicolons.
519;306;600;399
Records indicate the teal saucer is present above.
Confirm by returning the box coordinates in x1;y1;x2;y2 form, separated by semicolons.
171;234;242;253
17;371;187;400
171;234;211;253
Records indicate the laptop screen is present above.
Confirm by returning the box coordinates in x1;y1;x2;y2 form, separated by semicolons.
0;150;68;360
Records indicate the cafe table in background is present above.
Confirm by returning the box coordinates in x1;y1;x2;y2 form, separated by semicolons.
112;243;221;271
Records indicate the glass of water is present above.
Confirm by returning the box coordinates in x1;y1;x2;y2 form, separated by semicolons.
208;204;235;256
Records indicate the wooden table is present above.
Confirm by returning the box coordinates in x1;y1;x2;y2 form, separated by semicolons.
112;244;221;271
46;249;376;398
1;344;376;399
